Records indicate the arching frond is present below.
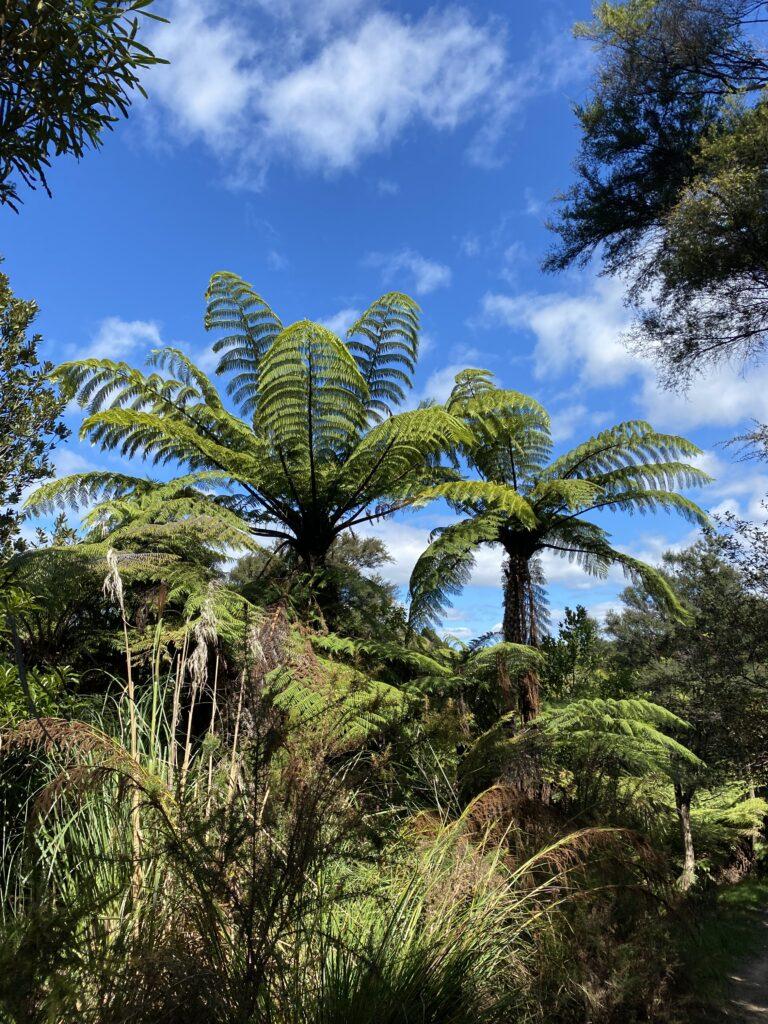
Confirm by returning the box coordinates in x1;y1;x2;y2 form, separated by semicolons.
408;514;504;630
347;292;420;421
583;488;710;525
424;481;536;528
334;407;470;515
257;320;368;467
537;697;702;771
24;471;153;516
445;368;497;406
448;373;552;484
311;632;453;681
612;551;693;622
268;664;410;749
545;421;704;481
530;478;605;511
147;347;226;413
469;641;544;672
594;460;713;492
204;271;282;414
460;697;700;797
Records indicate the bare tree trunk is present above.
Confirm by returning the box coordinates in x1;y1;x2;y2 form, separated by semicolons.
674;782;696;890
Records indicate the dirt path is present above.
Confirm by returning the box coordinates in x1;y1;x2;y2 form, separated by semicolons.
725;911;768;1021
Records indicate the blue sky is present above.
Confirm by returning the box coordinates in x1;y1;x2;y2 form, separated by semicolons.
5;0;768;639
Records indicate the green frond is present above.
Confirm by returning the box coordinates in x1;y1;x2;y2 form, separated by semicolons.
445;368;497;406
446;375;552;484
408;513;504;630
588;488;710;526
204;271;282;414
78;407;270;484
25;471;152;515
460;696;700;798
424;481;536;528
594;460;713;492
257;320;368;462
538;697;702;771
546;421;704;481
311;632;453;682
347;292;420;421
268;664;410;749
530;478;605;512
692;789;768;852
469;642;544;671
448;377;550;429
147;347;226;412
335;407;470;510
611;552;692;622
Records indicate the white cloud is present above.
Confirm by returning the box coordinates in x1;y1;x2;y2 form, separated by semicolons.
144;3;584;186
692;449;768;522
483;277;635;387
418;364;464;404
376;178;399;196
321;307;361;335
499;241;528;283
253;0;368;37
267;250;289;271
357;519;432;586
81;317;162;360
144;1;260;149
368;248;451;295
256;10;506;172
640;366;768;430
483;275;768;429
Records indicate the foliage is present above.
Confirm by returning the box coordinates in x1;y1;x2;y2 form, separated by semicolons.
540;605;610;701
0;268;68;554
410;371;708;636
33;280;467;623
547;0;768;383
458;694;699;801
606;535;768;885
409;369;709;720
231;532;405;638
0;646;578;1024
0;0;166;209
606;536;768;781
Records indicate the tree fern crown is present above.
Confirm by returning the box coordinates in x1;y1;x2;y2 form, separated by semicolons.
409;371;712;634
31;278;463;583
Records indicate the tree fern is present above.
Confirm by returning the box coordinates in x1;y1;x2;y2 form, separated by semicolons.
30;278;466;618
460;696;701;799
409;371;711;718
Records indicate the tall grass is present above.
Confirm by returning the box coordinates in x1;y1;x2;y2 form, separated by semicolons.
0;629;586;1024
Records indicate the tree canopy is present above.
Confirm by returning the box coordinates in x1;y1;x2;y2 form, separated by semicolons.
409;369;710;718
0;0;165;209
0;267;68;554
546;0;768;384
27;276;468;618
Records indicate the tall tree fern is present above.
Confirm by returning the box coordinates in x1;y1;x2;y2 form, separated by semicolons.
409;370;711;720
27;277;468;614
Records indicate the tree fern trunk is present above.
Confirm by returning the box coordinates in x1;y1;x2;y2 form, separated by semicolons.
502;554;541;722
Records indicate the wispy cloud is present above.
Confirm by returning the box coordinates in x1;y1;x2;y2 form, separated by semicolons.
79;317;162;360
321;307;361;335
367;248;451;295
142;2;585;188
481;274;768;430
